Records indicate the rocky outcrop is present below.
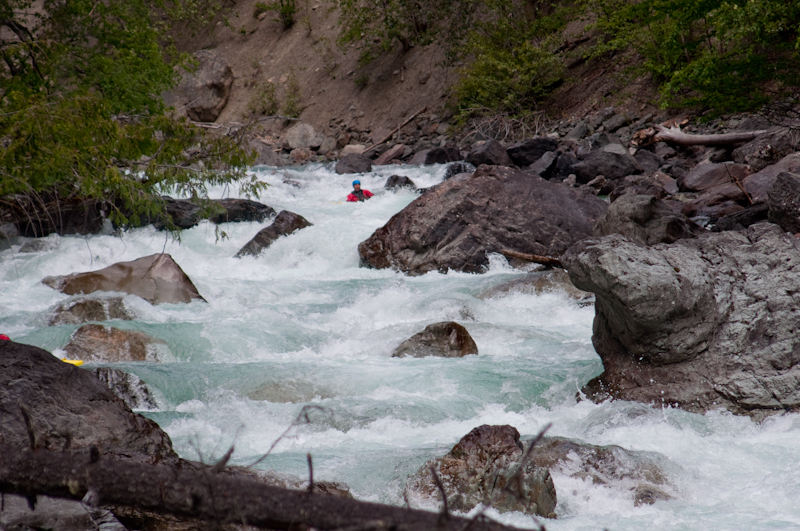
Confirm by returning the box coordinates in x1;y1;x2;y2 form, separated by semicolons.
49;297;134;326
64;324;167;363
732;127;800;171
163;49;233;122
91;367;159;410
42;253;205;305
572;143;642;183
532;436;671;507
335;153;373;174
768;172;800;234
406;425;557;517
358;166;607;275
593;194;699;245
466;140;513;167
392;322;478;358
236;210;312;257
562;224;800;416
0;340;176;459
385;175;417;190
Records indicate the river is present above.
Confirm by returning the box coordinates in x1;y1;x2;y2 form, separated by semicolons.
2;163;799;530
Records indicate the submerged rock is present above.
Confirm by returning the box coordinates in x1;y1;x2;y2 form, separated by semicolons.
49;296;134;326
562;224;800;416
209;198;276;224
392;322;478;358
478;269;592;302
0;340;176;458
64;324;167;363
42;253;205;305
406;425;557;517
91;367;159;410
358;166;607;275
235;210;312;257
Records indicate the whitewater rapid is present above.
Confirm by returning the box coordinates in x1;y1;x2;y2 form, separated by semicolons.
2;162;800;530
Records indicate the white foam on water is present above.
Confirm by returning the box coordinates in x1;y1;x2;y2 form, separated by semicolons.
3;162;800;530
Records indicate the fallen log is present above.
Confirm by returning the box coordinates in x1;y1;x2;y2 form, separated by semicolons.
654;124;769;146
500;249;562;268
0;445;527;531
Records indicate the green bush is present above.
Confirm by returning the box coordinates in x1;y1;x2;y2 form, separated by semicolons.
269;0;297;29
282;69;303;117
248;81;280;116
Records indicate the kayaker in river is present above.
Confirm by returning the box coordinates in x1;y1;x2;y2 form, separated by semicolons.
347;180;373;202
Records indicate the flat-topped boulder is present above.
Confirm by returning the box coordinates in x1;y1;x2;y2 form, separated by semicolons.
563;223;800;416
358;166;607;275
43;254;205;305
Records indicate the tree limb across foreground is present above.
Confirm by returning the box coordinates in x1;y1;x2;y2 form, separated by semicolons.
0;445;527;531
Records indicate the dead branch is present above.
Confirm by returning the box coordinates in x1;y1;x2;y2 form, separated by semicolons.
0;445;525;531
654;124;769;146
499;249;562;268
364;107;427;154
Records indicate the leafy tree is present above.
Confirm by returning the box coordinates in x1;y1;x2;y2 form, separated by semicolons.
0;0;263;232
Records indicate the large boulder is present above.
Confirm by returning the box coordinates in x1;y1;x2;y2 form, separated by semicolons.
64;324;168;363
236;210;312;257
0;340;176;459
562;224;800;416
209;198;276;224
593;194;699;246
42;253;205;305
477;269;592;303
385;175;417;190
768;172;800;234
506;138;559;167
8;196;105;238
335;153;373;174
677;162;751;192
163;50;233;122
410;146;461;165
358;166;607;275
49;296;134;326
392;322;478;358
465;140;513;167
156;196;201;230
406;425;557;517
741;152;800;203
284;122;325;150
732;127;800;171
572;144;642;184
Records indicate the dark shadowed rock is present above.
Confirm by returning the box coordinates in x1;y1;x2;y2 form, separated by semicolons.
49;297;134;326
236;210;312;257
594;194;699;245
392;322;478;358
91;367;159;410
156;196;201;230
209;198;276;224
679;183;748;218
358;166;607;275
163;50;233;122
42;254;205;305
443;162;474;180
406;425;557;517
477;269;592;302
562;224;800;417
677;162;751;192
335;153;373;174
10;196;105;238
712;204;769;232
64;324;167;363
607;174;672;202
553;152;578;180
741;152;800;204
0;340;176;459
420;146;461;165
506;138;559;167
529;151;559;178
385;175;417;190
634;149;664;176
768;172;800;234
572;144;642;184
466;140;513;167
532;436;672;507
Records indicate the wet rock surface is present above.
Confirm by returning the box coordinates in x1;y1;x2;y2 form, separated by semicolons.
236;210;312;257
91;367;159;410
385;175;417;190
64;324;167;363
478;269;593;302
49;297;134;326
209;198;276;224
42;254;205;305
562;223;800;416
406;425;557;517
392;321;478;358
358;166;607;275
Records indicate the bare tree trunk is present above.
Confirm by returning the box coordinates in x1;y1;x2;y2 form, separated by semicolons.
0;445;526;531
654;125;769;146
500;249;562;268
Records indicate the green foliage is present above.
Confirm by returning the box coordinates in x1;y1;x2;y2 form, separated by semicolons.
268;0;297;29
0;0;261;233
586;0;800;112
282;69;303;117
248;81;280;116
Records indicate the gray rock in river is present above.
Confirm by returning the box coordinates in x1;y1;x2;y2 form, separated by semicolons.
562;223;800;417
42;253;205;305
64;324;168;363
478;269;592;303
406;425;557;517
235;210;312;257
392;321;478;358
49;296;134;326
358;166;607;275
91;367;159;410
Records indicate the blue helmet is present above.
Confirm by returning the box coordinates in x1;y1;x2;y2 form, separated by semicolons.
352;180;361;186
